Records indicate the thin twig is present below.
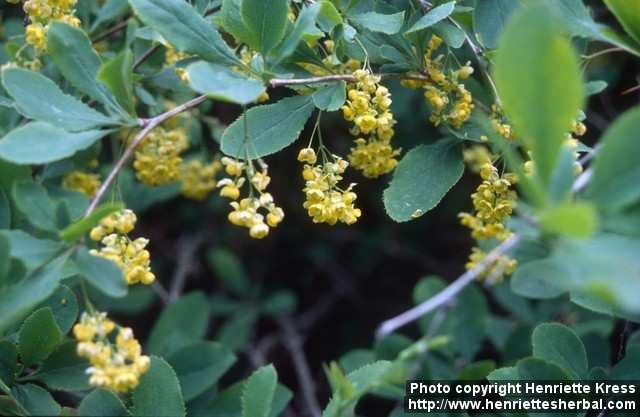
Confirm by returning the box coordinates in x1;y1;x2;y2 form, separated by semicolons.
582;47;624;60
278;317;322;417
168;232;206;303
269;73;430;88
151;281;170;305
84;95;207;216
134;44;161;70
376;234;522;339
92;19;129;43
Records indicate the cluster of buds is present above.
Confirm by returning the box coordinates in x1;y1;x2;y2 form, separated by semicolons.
133;126;189;187
216;157;284;239
11;0;81;52
62;170;101;198
341;69;400;178
73;312;150;393
298;147;361;225
402;35;474;129
488;104;517;141
179;159;222;201
165;45;189;83
465;247;518;283
524;117;588;176
459;160;518;241
297;39;361;78
90;210;155;285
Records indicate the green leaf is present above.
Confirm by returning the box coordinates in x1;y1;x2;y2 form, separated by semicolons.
241;364;278;417
187;62;266;105
207;248;250;295
215;310;257;351
241;0;289;56
472;0;521;49
221;95;315;159
0;189;9;229
19;307;63;366
92;0;131;31
532;322;588;379
611;346;640;379
511;258;568;299
129;0;240;66
132;356;185;417
312;82;346;111
0;235;9;286
494;5;584;186
604;0;640;43
516;357;571;380
586;107;640;212
539;202;598;238
0;230;65;272
1;68;118;131
47;22;122;114
32;341;90;391
147;292;210;356
432;21;465;48
78;389;131;417
38;285;78;334
487;366;519;381
11;384;61;417
0;253;69;334
0;341;19;385
272;4;321;65
383;140;464;222
73;248;127;298
0;122;110;165
98;49;136;115
12;181;58;232
59;202;124;243
168;341;236;401
546;0;640;56
405;1;455;34
586;80;607;96
317;0;342;32
351;12;404;35
218;0;254;46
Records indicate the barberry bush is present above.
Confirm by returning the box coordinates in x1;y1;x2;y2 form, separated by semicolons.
0;0;639;416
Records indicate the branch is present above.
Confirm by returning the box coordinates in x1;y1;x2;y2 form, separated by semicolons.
376;234;522;339
92;19;129;43
168;232;206;303
375;148;599;339
85;95;207;216
278;317;322;417
269;73;430;88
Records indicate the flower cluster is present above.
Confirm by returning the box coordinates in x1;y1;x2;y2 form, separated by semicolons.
63;171;101;197
341;69;400;178
465;247;518;283
459;151;518;283
165;45;189;82
73;312;150;393
402;35;474;129
459;159;517;241
489;104;516;141
523;118;588;176
216;157;284;239
179;159;222;201
15;0;81;52
133;126;189;187
90;210;155;285
298;148;361;225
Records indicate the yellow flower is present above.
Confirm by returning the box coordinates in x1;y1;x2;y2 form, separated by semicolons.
133;126;188;186
179;159;222;201
91;234;155;285
297;148;317;164
63;171;101;197
73;312;150;393
466;247;517;283
25;23;47;51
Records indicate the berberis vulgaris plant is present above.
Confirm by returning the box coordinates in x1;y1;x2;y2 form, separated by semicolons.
0;0;639;416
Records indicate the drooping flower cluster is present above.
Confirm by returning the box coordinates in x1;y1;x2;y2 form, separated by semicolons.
14;0;81;52
90;210;155;285
489;104;516;141
216;157;284;239
341;69;400;178
298;147;361;225
459;149;518;283
402;35;474;129
459;159;517;241
73;312;150;393
63;171;101;197
179;159;222;201
133;126;189;187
